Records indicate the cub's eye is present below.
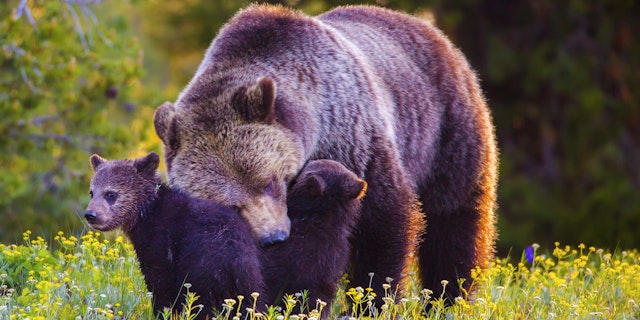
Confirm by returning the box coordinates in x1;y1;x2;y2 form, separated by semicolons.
104;191;118;203
89;191;94;198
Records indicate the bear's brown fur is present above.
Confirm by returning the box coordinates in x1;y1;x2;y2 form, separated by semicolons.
154;4;498;301
85;153;365;318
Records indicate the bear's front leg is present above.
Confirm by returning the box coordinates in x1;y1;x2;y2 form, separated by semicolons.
348;149;423;305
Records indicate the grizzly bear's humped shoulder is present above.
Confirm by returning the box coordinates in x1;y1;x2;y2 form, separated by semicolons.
204;5;318;66
176;4;330;124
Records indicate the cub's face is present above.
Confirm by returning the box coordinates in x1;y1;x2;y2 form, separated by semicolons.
154;78;304;244
84;153;160;232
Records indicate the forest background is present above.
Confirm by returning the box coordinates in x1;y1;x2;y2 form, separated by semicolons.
1;0;638;256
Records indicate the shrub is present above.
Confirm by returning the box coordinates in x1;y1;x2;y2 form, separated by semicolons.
0;0;155;243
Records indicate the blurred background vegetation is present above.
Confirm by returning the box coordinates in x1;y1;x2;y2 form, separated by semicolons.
1;0;638;255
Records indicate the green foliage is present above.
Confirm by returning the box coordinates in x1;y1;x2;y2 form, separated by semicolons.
2;232;640;319
0;0;155;242
140;1;253;89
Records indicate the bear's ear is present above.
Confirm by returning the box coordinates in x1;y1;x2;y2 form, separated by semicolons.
90;154;106;172
134;152;160;177
344;178;368;200
237;77;276;123
300;174;327;198
154;102;180;150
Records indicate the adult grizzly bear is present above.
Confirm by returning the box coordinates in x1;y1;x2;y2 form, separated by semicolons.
154;4;498;300
85;153;365;318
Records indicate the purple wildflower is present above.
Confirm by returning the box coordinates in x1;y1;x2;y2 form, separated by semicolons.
525;246;534;264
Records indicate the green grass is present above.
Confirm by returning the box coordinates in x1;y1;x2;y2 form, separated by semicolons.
1;231;639;319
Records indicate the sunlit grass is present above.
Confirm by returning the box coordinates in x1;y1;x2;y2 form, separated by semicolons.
1;231;639;319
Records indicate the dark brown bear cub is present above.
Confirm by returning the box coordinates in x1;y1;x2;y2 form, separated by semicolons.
261;159;366;311
85;152;262;318
85;152;365;319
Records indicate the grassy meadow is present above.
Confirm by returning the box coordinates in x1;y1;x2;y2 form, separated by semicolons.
0;231;639;319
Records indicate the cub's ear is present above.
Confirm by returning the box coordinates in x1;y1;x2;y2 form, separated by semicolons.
154;102;179;150
90;154;107;172
298;174;326;198
344;177;368;200
134;152;160;177
236;77;276;123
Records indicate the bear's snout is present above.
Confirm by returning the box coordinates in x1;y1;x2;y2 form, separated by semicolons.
261;230;288;246
84;210;97;222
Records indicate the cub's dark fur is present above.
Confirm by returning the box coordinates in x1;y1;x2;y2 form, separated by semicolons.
85;153;364;318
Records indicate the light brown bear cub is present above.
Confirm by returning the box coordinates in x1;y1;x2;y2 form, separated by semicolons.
155;4;498;301
85;152;365;319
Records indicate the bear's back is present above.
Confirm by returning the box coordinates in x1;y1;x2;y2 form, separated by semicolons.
132;187;264;314
317;5;475;107
317;6;488;181
155;189;258;266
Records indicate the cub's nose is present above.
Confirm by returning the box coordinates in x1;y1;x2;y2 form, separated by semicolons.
260;230;288;246
84;210;97;222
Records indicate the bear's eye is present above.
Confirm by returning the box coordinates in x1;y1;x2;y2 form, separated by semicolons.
89;191;93;199
263;179;278;198
104;191;118;204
